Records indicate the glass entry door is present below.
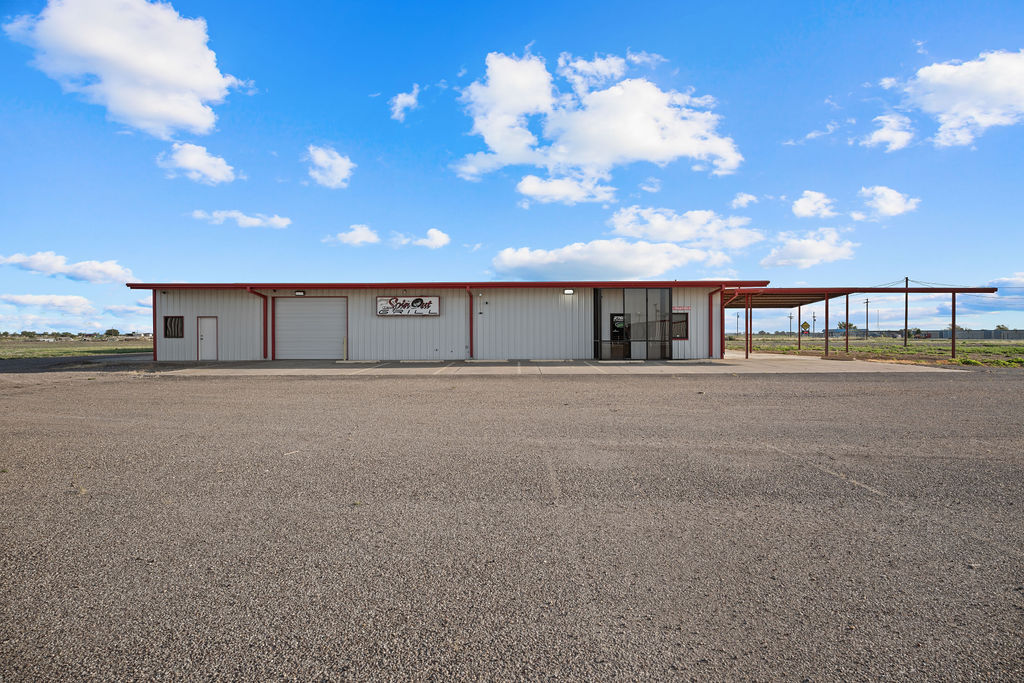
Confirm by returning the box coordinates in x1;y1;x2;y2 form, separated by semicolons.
594;288;672;360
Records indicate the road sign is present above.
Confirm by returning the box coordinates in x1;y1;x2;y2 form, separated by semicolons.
801;321;810;331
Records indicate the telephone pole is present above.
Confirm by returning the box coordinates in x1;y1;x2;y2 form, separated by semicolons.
864;299;870;339
812;311;816;334
735;312;740;335
788;313;793;334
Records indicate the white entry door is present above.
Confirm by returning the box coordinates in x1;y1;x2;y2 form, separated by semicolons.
198;317;218;360
275;297;347;359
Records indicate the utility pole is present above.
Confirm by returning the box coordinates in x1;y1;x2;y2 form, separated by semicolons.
812;311;816;334
904;276;909;347
788;313;793;334
864;299;870;339
735;312;740;335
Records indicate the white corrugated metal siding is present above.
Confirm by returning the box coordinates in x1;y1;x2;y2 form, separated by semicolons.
671;287;716;359
275;297;347;359
473;287;594;360
155;289;263;361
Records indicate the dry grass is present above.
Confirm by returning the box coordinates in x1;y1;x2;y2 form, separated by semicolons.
725;335;1024;367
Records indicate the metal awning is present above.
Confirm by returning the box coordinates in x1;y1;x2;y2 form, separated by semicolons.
723;286;997;308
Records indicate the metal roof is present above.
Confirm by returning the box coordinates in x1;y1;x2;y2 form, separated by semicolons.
128;280;771;290
722;286;998;309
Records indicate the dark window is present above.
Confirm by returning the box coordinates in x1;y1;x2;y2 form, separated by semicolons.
164;316;184;338
671;312;689;340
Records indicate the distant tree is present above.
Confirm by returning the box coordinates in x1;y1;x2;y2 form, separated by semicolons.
995;324;1009;331
104;328;120;336
20;330;36;337
838;321;857;330
947;324;969;331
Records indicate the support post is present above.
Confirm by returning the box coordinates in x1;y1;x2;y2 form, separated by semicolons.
466;287;474;359
745;295;750;359
152;288;157;362
720;293;726;358
904;276;909;347
951;293;956;359
845;295;849;353
825;295;830;356
797;306;802;351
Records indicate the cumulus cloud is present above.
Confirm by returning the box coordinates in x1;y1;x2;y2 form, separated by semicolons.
322;224;379;246
493;238;716;280
516;174;615;205
609;206;764;249
412;228;451;249
992;272;1024;287
0;294;95;315
861;113;914;152
104;304;151;317
783;121;839;145
455;50;742;202
626;50;666;67
3;0;243;139
760;228;858;269
0;251;136;283
792;190;837;218
886;50;1024;146
730;192;758;209
157;142;236;184
859;185;920;216
390;83;420;121
192;209;290;228
306;144;355;189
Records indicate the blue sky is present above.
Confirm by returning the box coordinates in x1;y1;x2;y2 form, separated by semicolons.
1;0;1022;333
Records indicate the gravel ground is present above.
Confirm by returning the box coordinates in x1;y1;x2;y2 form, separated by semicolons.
1;367;1022;679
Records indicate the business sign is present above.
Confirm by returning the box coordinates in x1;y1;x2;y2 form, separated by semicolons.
672;305;691;313
376;296;440;316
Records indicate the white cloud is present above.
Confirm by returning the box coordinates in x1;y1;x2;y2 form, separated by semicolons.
861;113;914;152
390;83;420;122
455;51;742;200
626;50;666;67
322;224;379;246
859;185;920;216
760;228;858;269
992;272;1024;287
306;144;355;189
104;304;150;317
889;50;1024;146
192;209;290;228
3;0;243;139
516;174;615;205
792;190;837;218
639;177;661;193
493;238;715;280
784;121;839;145
0;294;95;315
609;206;764;249
412;228;450;249
850;211;867;221
0;251;136;283
157;142;236;184
730;192;758;209
556;52;627;96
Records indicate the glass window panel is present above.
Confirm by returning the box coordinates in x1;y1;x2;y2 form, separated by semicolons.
647;341;671;360
647;289;670;341
624;289;647;341
671;312;689;340
598;289;623;340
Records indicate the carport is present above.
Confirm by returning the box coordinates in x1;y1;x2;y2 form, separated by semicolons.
722;284;998;359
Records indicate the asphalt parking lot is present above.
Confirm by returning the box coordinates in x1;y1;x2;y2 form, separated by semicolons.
1;362;1022;679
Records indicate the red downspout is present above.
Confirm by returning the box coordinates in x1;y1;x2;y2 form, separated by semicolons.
245;287;268;359
152;288;157;361
708;286;722;360
466;286;474;359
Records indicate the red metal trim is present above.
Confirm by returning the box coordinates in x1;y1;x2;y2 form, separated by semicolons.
724;286;997;295
797;306;801;351
824;295;830;356
245;287;268;360
128;280;770;291
845;295;850;353
151;288;157;362
271;297;276;360
466;287;474;359
708;286;722;360
196;316;218;361
720;291;726;358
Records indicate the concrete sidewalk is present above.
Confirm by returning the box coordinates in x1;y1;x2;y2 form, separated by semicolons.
165;351;955;376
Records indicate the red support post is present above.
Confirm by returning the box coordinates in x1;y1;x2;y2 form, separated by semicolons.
845;295;849;353
951;293;957;359
745;295;751;359
825;295;830;356
720;293;726;358
246;287;269;359
797;306;802;351
152;288;157;362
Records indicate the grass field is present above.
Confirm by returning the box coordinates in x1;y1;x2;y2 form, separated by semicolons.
725;335;1024;367
0;338;152;359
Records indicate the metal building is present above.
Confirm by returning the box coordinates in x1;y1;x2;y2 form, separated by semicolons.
128;280;768;362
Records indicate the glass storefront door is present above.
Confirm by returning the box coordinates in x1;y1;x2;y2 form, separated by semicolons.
594;288;672;360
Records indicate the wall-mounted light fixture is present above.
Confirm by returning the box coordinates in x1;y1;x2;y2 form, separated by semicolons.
294;290;305;296
563;289;574;295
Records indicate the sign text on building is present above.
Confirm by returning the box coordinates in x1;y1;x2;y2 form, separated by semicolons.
376;296;440;316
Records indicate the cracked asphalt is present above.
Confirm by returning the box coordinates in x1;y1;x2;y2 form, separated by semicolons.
1;365;1022;679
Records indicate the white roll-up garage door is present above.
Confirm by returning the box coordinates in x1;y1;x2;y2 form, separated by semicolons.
275;297;347;359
